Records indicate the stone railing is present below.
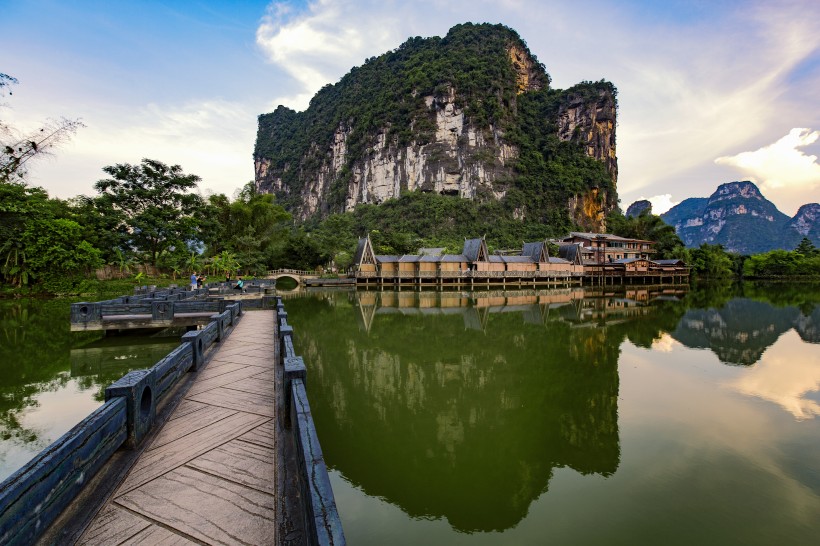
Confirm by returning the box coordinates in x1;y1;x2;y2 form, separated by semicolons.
276;298;346;545
0;302;243;545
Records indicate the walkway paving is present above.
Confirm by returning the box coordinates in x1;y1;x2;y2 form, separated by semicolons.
78;311;278;546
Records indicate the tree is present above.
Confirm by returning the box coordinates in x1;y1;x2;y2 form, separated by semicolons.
211;250;240;278
690;244;734;279
201;182;290;273
1;74;84;184
795;237;818;257
94;159;205;266
22;219;102;282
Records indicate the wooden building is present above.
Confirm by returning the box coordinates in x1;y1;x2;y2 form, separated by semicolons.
352;234;685;285
559;232;655;263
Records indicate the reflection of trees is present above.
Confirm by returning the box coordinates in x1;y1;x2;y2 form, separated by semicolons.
289;294;624;533
0;300;89;446
0;299;173;447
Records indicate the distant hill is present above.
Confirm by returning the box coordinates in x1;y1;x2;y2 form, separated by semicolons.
625;199;651;218
658;181;820;253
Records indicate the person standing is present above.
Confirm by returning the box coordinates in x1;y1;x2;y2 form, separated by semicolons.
190;272;198;290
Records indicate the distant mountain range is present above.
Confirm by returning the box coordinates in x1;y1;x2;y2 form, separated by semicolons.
658;181;820;254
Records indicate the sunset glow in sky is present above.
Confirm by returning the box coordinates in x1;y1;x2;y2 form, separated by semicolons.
3;0;819;214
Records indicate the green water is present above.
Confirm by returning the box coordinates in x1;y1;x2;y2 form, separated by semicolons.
0;297;180;480
284;284;820;545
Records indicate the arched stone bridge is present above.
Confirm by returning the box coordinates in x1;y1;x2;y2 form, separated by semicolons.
265;268;320;286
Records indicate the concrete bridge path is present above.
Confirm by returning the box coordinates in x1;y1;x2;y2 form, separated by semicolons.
78;310;278;545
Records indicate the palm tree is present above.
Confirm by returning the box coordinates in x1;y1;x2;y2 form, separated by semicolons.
214;250;240;278
184;251;202;274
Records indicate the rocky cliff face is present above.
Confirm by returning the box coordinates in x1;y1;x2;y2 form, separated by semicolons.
790;203;820;239
256;86;521;218
254;23;617;231
557;89;617;186
660;181;820;253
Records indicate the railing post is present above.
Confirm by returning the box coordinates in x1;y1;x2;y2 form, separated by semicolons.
283;356;306;428
70;302;102;324
151;301;174;321
211;314;225;341
105;370;156;450
181;330;205;371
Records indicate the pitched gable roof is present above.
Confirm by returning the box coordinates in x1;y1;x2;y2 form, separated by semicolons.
354;236;376;266
522;241;548;262
557;244;583;265
462;238;489;262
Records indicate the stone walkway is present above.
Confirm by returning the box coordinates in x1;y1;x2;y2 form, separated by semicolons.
78;311;278;545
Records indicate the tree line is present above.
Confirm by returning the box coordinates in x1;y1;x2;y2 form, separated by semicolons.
4;72;817;294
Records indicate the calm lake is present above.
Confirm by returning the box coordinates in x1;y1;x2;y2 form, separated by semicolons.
1;283;818;544
284;283;820;545
0;297;179;479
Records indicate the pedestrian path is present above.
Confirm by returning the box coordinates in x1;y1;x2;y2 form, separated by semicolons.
78;311;278;545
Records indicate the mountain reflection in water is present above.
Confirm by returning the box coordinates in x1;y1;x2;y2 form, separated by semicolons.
283;284;820;540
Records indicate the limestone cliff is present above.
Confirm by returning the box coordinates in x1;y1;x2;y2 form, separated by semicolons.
254;23;617;231
557;88;617;185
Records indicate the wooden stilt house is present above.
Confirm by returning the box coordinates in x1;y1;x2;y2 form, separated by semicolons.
354;235;377;277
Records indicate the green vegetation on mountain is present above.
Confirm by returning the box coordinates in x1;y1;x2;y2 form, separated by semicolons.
255;23;616;232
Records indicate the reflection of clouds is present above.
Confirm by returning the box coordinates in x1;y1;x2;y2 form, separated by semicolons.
650;333;679;353
619;340;820;531
729;331;820;420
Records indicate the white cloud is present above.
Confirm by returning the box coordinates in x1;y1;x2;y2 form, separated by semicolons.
650;333;679;353
255;0;426;111
636;194;679;215
715;128;820;215
616;2;820;201
24;99;257;199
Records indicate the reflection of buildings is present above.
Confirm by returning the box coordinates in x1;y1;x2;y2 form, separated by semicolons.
292;290;635;532
289;288;820;533
353;287;687;333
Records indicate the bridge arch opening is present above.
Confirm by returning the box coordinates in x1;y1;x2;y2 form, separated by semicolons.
274;276;299;290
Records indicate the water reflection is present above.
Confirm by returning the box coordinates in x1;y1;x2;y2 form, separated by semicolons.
288;288;692;533
728;331;820;419
0;298;178;479
285;284;820;537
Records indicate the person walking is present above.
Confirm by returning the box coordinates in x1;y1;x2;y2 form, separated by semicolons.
190;272;198;290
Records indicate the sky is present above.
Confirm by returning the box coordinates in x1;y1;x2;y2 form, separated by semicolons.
2;0;819;215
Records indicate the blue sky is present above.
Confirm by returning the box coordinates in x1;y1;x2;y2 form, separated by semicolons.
2;0;819;215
